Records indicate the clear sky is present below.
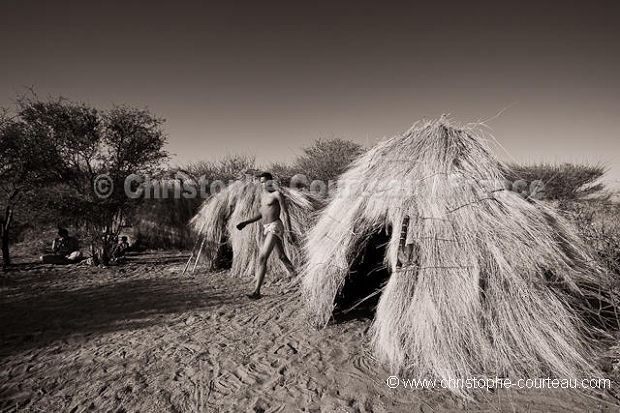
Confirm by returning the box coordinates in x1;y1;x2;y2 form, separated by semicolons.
2;1;619;187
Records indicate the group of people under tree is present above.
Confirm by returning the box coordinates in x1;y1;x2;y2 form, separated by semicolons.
41;228;129;265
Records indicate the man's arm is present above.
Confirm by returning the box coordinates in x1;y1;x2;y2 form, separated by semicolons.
237;214;262;230
52;238;60;253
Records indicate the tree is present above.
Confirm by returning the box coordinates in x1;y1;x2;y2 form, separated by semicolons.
96;105;168;230
0;95;169;267
102;105;168;177
17;95;107;229
293;138;365;183
0;113;64;267
18;95;102;181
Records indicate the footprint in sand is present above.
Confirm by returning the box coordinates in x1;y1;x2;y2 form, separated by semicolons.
213;372;243;394
272;342;298;356
351;351;375;374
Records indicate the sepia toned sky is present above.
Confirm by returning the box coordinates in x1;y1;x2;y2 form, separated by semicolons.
1;1;619;187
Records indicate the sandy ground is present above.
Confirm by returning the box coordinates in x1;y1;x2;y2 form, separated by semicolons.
2;251;620;412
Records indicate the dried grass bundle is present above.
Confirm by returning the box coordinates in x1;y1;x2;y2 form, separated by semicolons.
301;117;616;396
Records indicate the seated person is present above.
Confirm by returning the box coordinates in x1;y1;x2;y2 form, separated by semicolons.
110;237;129;265
41;228;83;264
111;236;130;259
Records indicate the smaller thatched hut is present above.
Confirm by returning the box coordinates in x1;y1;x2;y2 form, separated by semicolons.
190;174;321;277
301;117;618;396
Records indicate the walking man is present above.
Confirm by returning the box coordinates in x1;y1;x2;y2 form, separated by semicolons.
236;172;296;299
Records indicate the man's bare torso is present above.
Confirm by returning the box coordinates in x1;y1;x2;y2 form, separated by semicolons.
260;191;281;224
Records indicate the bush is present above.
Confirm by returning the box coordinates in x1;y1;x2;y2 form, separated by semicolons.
293;138;365;183
131;196;200;249
265;162;302;187
505;163;618;276
180;154;255;184
503;162;608;201
557;199;620;277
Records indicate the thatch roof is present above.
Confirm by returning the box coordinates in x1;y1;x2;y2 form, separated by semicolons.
301;117;617;396
190;176;321;277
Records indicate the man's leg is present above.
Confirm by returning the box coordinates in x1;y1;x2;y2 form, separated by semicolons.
274;237;296;278
251;233;277;298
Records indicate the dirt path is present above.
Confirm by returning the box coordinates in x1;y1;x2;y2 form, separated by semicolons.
1;252;620;412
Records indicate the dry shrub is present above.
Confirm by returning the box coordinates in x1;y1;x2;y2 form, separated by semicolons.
502;162;609;201
301;117;617;397
131;172;203;249
181;154;255;183
557;199;620;277
132;198;200;249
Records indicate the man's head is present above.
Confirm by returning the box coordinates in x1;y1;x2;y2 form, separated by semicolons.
257;172;276;192
257;172;273;182
58;228;69;238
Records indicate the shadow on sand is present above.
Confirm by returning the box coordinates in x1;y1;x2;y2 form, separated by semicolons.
0;271;238;357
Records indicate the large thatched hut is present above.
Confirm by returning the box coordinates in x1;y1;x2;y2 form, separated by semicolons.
301;117;617;395
190;175;321;277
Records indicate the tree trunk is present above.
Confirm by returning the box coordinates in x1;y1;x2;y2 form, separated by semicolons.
1;206;13;268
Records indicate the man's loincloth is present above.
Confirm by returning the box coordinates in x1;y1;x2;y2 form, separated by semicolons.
263;219;284;241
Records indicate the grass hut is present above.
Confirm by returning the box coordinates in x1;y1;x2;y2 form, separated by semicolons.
190;174;320;277
301;117;617;396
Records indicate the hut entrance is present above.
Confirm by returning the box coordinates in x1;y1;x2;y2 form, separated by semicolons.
333;227;392;321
